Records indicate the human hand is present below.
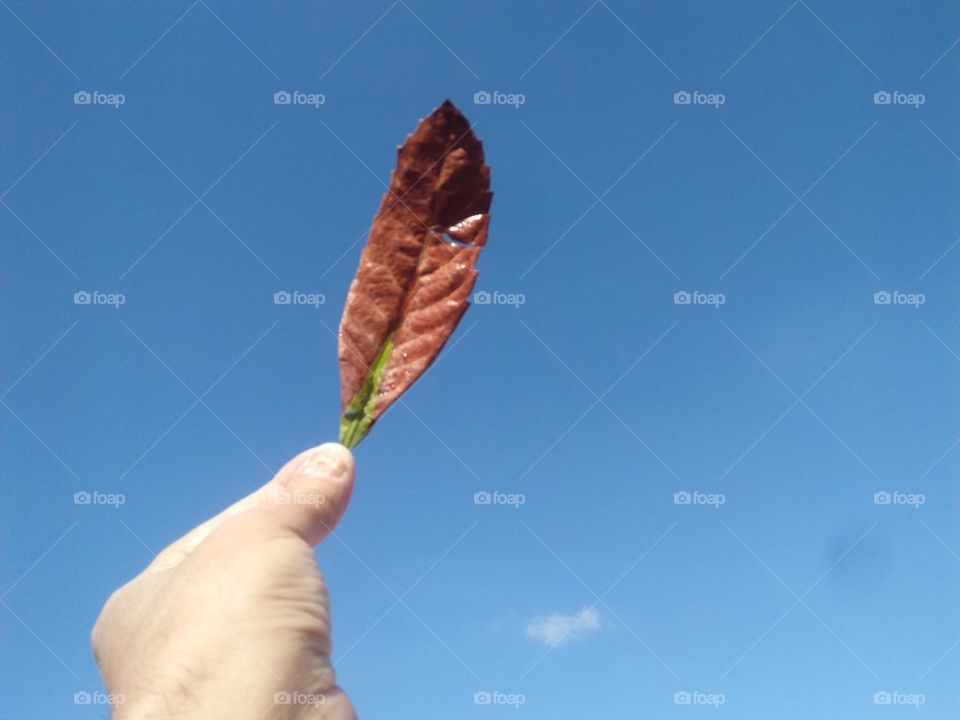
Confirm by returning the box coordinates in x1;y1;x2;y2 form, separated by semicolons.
91;443;357;719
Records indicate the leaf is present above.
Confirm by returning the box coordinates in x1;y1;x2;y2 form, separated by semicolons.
337;100;492;448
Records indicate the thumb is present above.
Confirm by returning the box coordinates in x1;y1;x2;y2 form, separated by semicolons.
257;442;356;546
148;444;355;573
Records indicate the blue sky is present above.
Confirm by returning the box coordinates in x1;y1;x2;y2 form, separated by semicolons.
3;1;960;717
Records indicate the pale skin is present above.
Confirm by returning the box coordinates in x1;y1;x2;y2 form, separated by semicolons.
91;443;358;719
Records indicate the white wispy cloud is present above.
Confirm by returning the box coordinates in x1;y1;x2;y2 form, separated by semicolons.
525;607;600;646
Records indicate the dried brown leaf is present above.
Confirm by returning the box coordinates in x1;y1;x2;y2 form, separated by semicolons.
338;100;492;447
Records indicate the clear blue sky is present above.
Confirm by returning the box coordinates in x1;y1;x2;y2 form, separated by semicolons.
3;1;960;717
